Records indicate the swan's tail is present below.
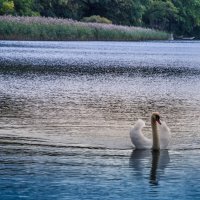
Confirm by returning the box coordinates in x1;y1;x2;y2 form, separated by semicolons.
132;119;145;130
130;119;151;149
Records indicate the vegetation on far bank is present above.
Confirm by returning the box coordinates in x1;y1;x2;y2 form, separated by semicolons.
0;16;169;41
0;0;200;38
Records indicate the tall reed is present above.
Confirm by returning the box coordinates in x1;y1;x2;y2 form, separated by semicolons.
0;16;169;41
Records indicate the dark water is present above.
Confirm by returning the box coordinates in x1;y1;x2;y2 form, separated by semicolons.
0;41;200;199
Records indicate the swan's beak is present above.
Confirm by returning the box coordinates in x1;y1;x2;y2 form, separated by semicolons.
157;119;162;125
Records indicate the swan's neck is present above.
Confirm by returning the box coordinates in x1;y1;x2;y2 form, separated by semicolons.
151;117;160;151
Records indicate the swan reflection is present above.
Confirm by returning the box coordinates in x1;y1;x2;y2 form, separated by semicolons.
129;150;170;185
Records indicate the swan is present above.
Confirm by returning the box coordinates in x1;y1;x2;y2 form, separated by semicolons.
130;112;171;150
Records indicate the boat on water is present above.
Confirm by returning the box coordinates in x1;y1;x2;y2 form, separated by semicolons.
182;37;195;40
176;35;195;40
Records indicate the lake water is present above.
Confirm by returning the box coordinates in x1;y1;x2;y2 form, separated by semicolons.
0;40;200;199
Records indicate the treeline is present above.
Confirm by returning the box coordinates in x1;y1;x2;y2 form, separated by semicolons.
1;0;200;38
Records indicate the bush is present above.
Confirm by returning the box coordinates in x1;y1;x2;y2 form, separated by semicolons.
81;15;112;24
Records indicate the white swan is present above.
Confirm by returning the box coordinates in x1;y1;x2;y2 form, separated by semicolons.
130;112;171;150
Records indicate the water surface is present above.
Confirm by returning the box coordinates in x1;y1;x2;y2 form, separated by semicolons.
0;41;200;199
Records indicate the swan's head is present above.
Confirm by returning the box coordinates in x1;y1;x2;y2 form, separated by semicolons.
152;112;161;125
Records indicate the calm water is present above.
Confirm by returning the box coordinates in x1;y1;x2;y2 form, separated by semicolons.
0;40;200;199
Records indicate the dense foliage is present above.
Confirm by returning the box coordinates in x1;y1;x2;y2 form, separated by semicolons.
0;0;200;37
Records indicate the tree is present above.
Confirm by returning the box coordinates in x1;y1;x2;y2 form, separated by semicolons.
172;0;200;36
76;0;147;26
13;0;39;16
143;0;178;31
0;0;14;15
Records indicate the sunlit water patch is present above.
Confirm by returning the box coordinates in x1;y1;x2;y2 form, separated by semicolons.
0;41;200;199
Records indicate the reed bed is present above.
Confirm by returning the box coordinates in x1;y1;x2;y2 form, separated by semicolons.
0;16;169;41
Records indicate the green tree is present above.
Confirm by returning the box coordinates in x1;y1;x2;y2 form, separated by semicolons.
144;0;178;31
77;0;148;25
172;0;200;36
0;0;14;14
38;0;83;19
13;0;39;16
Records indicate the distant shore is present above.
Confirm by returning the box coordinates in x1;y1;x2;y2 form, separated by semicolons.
0;16;169;41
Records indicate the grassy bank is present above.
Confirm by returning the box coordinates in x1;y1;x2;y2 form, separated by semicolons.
0;16;170;41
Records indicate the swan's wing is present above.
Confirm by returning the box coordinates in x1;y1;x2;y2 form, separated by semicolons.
130;119;152;149
159;121;171;149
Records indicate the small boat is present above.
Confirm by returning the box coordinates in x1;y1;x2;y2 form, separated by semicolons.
181;37;195;40
176;35;195;40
